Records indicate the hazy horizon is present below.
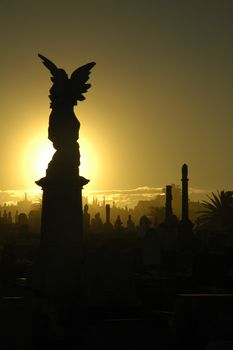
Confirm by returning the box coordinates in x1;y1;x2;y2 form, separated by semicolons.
0;185;218;209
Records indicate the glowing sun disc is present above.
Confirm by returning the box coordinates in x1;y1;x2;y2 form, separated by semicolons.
22;132;99;188
79;135;99;185
21;133;54;186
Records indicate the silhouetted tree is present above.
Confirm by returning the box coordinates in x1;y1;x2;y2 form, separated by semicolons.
197;190;233;231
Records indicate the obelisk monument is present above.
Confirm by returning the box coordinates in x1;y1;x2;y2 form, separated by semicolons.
33;54;95;296
181;163;189;223
179;163;193;242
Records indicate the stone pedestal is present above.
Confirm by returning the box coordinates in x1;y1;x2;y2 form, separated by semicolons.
38;177;87;246
32;175;88;297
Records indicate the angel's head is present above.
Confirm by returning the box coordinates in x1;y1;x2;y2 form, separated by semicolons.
51;69;68;83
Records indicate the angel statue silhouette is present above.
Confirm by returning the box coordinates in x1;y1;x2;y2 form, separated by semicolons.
38;54;95;150
38;54;96;108
36;54;95;186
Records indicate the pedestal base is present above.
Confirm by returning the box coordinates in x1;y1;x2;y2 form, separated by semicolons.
32;175;89;297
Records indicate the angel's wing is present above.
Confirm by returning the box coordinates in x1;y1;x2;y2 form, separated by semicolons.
38;54;59;76
70;62;96;101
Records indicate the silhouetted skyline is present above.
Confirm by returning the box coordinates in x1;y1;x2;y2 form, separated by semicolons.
0;1;233;192
0;186;214;208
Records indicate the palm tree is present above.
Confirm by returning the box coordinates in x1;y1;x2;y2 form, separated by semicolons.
197;190;233;231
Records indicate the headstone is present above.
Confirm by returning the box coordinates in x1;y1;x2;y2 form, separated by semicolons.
103;204;113;233
114;215;124;233
127;214;135;231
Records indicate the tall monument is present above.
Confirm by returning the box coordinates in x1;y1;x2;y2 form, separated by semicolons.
165;185;173;223
181;163;189;223
179;163;193;244
33;54;95;296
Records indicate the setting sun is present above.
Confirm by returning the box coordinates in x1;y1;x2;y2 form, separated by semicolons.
21;132;54;186
79;134;99;185
21;131;99;188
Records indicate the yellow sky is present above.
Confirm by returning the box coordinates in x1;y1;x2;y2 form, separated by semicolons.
0;1;233;192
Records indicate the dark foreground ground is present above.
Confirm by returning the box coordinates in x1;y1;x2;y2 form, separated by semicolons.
1;233;233;349
1;274;233;350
